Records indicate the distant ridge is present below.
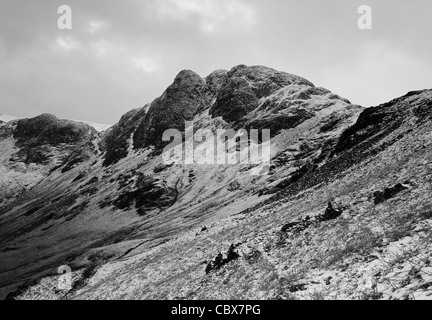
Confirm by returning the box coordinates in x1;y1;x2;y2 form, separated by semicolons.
0;113;111;132
0;113;20;123
72;119;112;132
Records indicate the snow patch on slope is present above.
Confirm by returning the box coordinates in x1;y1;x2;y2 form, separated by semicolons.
0;114;20;123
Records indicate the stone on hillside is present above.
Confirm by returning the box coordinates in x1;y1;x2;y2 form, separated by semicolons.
373;183;409;205
318;202;343;221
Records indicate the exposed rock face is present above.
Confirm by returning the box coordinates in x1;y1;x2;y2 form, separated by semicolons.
245;86;352;136
14;114;96;147
205;69;228;95
113;173;178;216
133;70;212;151
101;107;148;166
1;66;432;301
210;65;314;126
59;141;97;173
12;114;97;165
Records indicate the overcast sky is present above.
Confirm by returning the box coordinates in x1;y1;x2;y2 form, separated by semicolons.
1;0;431;124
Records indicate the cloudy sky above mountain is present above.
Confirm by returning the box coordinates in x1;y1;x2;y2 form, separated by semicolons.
0;0;431;124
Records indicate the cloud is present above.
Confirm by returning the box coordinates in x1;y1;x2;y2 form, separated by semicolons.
314;40;427;107
132;56;159;73
88;21;106;34
54;37;80;51
149;0;257;33
89;39;159;75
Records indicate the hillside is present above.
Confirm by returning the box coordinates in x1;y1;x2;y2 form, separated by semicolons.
0;65;431;300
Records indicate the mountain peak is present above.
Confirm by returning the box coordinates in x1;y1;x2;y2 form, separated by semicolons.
227;64;314;87
209;64;318;125
171;69;205;89
132;68;211;152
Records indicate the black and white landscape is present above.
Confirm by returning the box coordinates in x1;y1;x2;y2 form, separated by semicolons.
1;1;432;301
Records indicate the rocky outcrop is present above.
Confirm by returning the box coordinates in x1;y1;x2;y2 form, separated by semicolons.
210;65;314;126
59;141;97;173
205;69;228;95
133;70;212;151
101;107;148;166
373;183;409;205
319;201;343;221
205;244;240;274
281;202;343;233
14;114;96;147
112;173;178;216
12;114;97;165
